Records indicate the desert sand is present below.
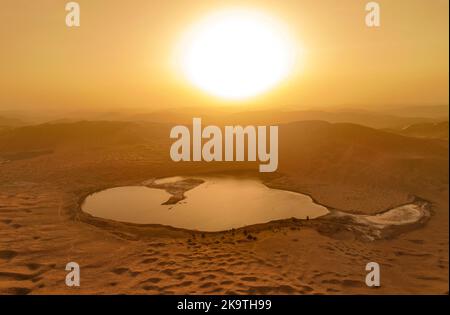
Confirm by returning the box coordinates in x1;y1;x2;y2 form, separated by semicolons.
0;120;448;294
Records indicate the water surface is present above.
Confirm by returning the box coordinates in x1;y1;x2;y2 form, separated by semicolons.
82;176;329;231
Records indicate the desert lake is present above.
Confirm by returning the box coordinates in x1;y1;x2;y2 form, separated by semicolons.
81;176;330;231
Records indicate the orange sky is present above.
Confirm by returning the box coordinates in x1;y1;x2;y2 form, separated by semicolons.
0;0;448;112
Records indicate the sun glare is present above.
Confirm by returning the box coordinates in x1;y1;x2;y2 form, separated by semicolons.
178;9;297;100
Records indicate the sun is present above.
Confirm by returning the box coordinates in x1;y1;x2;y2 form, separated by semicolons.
178;9;297;100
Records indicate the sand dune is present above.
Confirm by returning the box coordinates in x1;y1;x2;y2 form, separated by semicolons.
0;119;448;294
2;106;445;130
122;108;440;130
385;121;449;140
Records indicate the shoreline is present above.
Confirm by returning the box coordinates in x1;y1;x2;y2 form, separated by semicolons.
75;174;432;240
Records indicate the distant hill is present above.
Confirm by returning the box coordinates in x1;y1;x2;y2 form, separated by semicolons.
2;106;446;130
128;108;436;129
226;110;436;129
384;121;449;140
1;119;446;164
0;115;25;127
1;119;447;157
275;121;448;212
0;121;170;152
279;120;448;163
379;105;449;119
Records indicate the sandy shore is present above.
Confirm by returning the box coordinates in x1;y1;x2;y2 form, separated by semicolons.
82;175;431;240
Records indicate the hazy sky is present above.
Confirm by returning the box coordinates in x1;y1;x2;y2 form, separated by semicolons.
0;0;448;112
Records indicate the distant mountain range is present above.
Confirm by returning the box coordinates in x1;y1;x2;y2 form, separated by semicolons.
124;108;445;130
385;121;449;140
0;115;25;127
375;105;449;119
1;105;448;130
